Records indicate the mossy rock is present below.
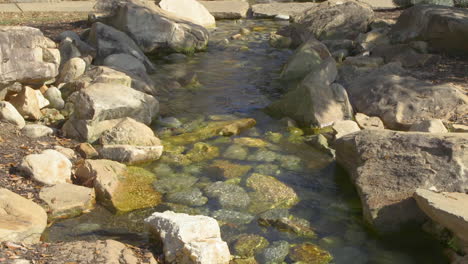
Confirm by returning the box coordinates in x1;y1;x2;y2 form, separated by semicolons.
112;166;162;213
246;173;299;213
163;118;256;146
230;257;258;264
208;160;252;179
233;137;269;148
234;234;270;257
289;243;333;264
265;131;283;143
186;142;220;162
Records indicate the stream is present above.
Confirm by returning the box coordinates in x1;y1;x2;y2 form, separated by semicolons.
45;19;448;263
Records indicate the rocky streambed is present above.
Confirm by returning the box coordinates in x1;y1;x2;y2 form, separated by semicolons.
0;0;467;263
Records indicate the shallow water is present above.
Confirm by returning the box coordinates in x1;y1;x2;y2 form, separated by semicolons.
46;20;448;263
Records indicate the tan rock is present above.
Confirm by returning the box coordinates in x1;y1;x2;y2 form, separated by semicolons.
355;113;384;130
160;0;216;27
76;143;99;159
409;119;448;133
9;86;43;120
19;149;72;185
0;188;47;244
39;183;95;219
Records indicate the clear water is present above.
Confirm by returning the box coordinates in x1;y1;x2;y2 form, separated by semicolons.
45;20;448;263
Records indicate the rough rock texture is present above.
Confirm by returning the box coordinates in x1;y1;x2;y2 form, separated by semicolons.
8;86;43;121
62;83;159;143
56;57;86;84
145;211;231;264
21;124;54;138
199;1;249;19
87;22;156;73
75;160;160;213
251;2;317;18
99;117;161;146
0;26;60;86
0;188;47;244
414;189;468;252
44;86;64;110
290;1;374;42
268;59;353;127
160;0;216;27
332;120;360;139
409;119;448;133
335;130;468;232
36;240;155;264
39;183;95;219
19;149;72;185
99;144;164;165
0;101;25;128
107;0;210;54
390;4;468;55
280;38;331;82
341;63;468;130
354;113;384;130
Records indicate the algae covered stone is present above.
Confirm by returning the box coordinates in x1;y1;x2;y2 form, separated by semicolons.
257;240;290;264
223;144;249;160
289;243;333;264
246;173;299;212
166;187;208;207
186;142;220;162
208;160;252;180
234;234;269;257
212;209;255;225
233;137;269;148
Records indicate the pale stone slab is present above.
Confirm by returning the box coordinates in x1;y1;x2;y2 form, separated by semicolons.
200;1;249;19
251;3;317;18
17;1;95;12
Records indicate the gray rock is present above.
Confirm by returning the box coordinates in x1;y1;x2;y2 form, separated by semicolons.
290;1;374;42
19;149;72;185
56;57;87;84
62;82;159;142
21;124;54;138
254;164;281;175
247;149;279;163
414;189;468;253
87;22;156;73
44;86;65;110
343;56;384;68
268;58;353;127
98;144;163;165
252;2;317;18
204;182;251;210
99;117;161;146
340;62;468;130
0;26;60;86
102;53;147;76
153;175;198;194
145;211;231;264
157;116;182;128
58;38;81;70
335;130;468;232
390;5;468;55
0;188;47;244
257;240;290;264
106;0;209;54
0;101;25;128
409;119;448;133
166;187;208;207
280;38;331;82
211;209;255;225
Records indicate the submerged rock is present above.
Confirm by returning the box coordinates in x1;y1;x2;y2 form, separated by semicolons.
186;142;220;162
257;240;290;264
145;211;231;264
223;144;249;160
153;175;198;194
208;160;252;180
0;188;47;244
211;209;255;225
166;187;208;207
246;173;299;213
234;234;269;257
204;181;250;209
289;243;333;264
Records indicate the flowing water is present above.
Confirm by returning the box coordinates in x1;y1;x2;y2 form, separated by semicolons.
45;20;448;263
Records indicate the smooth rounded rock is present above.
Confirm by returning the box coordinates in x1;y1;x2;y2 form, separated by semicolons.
0;101;25;128
19;149;72;185
21;124;54;138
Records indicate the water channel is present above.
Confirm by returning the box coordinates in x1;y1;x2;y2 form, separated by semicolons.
45;19;448;263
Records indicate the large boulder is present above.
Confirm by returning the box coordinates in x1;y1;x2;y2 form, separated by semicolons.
107;0;209;54
62;82;159;142
87;22;156;73
75;159;161;213
159;0;216;28
289;1;374;43
390;4;468;55
268;58;353;127
0;26;60;86
414;189;468;252
280;38;331;82
145;211;231;264
19;149;72;185
340;62;468;130
335;130;468;232
0;188;47;244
